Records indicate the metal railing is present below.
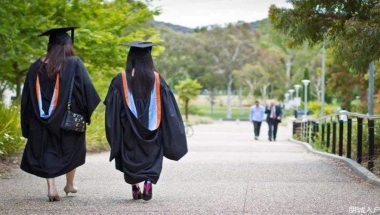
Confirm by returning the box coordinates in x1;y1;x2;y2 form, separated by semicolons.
293;112;380;173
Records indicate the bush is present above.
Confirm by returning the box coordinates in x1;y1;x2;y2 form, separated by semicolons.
184;114;214;125
299;119;380;177
0;103;25;158
307;101;335;117
85;106;109;153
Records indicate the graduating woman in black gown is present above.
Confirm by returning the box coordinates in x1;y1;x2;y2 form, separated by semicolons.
104;41;188;201
20;27;100;201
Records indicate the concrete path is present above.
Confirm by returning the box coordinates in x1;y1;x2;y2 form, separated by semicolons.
1;121;380;215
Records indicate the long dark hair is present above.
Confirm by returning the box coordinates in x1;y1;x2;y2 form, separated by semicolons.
39;42;75;78
125;47;156;99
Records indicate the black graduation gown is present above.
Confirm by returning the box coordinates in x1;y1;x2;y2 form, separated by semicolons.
20;56;101;178
104;73;187;184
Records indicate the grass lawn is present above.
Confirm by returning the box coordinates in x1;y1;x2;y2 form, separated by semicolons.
194;105;250;120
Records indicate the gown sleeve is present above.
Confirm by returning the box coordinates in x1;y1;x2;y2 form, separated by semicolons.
20;70;34;138
104;80;123;161
74;58;101;124
160;78;188;161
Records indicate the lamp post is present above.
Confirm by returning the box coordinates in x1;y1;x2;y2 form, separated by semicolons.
284;93;290;109
321;38;326;116
294;85;301;110
288;89;295;108
288;89;295;100
302;80;310;116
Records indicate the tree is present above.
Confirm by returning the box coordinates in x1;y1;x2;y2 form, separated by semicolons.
0;0;160;99
269;0;380;107
256;19;321;99
174;79;202;120
269;0;380;67
233;63;264;103
197;23;257;118
154;25;200;87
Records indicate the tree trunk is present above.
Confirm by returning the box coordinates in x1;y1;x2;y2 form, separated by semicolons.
358;73;368;113
209;89;215;115
12;62;22;99
0;82;7;102
245;80;255;103
238;86;243;116
261;85;268;105
285;58;292;89
226;76;233;119
269;82;273;99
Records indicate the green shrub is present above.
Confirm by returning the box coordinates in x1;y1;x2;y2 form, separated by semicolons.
184;114;214;125
86;106;109;153
0;103;25;158
195;105;250;120
179;105;201;116
305;119;380;177
307;101;335;117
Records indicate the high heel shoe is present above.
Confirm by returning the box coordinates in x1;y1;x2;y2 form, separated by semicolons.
132;185;142;200
47;190;60;202
64;186;78;196
143;180;152;201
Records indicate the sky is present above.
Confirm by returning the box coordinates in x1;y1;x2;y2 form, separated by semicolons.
149;0;292;28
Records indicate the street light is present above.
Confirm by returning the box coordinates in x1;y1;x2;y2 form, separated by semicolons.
294;85;301;98
294;85;301;110
302;80;310;116
284;93;290;109
288;89;295;108
288;89;295;100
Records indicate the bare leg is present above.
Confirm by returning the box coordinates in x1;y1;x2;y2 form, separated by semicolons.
64;169;78;196
65;169;76;188
46;178;60;201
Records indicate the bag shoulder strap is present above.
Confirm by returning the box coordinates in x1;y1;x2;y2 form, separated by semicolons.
66;57;79;111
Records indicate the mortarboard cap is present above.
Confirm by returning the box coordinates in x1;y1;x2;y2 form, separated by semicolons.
121;41;160;58
38;27;77;45
120;41;159;49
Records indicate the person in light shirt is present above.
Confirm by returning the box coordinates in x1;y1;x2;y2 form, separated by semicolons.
249;100;266;140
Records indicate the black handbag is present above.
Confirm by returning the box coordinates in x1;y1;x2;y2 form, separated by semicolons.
61;75;86;132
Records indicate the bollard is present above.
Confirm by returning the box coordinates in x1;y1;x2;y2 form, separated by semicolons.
338;120;344;156
321;123;325;146
326;122;331;149
332;121;337;154
347;118;352;159
357;118;363;164
368;119;375;171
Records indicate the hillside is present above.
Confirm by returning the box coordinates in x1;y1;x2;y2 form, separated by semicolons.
154;21;193;33
153;20;258;33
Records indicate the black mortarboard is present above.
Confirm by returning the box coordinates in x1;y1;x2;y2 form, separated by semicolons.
120;41;159;48
38;27;77;45
121;41;160;58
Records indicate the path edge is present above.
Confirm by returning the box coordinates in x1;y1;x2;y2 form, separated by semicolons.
289;138;380;187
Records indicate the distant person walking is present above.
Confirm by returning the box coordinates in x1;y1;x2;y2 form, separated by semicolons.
265;100;282;141
249;100;265;140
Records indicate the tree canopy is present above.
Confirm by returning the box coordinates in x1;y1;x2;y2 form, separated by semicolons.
0;0;160;98
269;0;380;69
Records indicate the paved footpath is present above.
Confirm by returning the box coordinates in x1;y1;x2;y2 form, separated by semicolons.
1;121;380;215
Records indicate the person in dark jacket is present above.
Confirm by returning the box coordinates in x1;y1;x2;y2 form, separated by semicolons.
265;100;282;141
20;27;100;201
104;41;188;201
